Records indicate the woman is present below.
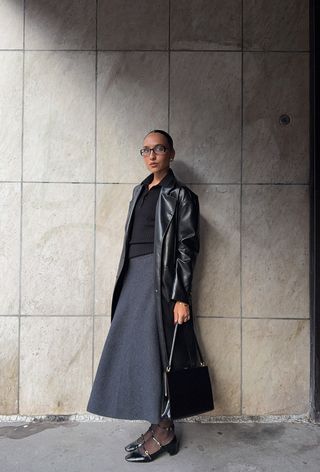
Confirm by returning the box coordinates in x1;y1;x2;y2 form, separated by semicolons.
86;129;200;463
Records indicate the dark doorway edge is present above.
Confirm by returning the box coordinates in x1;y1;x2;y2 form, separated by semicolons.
310;0;320;423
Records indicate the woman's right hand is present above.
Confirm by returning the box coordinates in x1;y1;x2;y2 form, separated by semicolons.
173;301;190;324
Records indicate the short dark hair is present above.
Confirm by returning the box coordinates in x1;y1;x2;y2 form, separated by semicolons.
144;129;174;150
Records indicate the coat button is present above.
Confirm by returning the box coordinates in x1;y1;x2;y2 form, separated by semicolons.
155;289;158;293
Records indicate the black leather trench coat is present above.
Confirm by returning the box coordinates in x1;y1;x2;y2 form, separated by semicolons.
110;167;200;373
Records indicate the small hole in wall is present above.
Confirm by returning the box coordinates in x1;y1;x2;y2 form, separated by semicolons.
279;114;291;126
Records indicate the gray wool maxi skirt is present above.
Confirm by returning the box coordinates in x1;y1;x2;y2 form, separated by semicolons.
86;252;170;423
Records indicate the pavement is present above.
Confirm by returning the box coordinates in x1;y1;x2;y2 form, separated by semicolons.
0;417;320;472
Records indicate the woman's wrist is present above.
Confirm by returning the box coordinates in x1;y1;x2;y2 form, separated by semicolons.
176;300;189;306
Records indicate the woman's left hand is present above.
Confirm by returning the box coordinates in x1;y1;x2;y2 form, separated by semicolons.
173;301;190;324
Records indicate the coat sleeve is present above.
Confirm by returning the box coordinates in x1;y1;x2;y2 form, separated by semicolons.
170;188;200;304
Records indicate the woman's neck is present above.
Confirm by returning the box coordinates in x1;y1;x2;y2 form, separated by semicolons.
149;168;170;187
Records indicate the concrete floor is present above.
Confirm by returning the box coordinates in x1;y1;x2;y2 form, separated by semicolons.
0;418;320;472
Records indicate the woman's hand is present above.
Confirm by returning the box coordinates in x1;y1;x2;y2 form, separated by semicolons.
173;301;190;324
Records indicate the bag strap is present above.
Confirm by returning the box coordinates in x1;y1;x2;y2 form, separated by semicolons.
166;322;206;372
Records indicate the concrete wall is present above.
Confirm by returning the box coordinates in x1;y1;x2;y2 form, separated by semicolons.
0;0;310;418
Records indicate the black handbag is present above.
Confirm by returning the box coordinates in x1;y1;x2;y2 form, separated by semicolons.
164;322;214;420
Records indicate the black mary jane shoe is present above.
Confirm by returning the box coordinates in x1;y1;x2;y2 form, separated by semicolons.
124;425;155;452
125;432;179;462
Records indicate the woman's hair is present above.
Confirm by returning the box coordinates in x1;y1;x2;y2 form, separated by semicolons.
144;129;174;150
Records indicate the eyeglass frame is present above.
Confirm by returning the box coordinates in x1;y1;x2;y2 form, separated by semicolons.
139;144;170;157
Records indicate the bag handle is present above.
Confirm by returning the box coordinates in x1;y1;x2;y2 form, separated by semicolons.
166;322;206;372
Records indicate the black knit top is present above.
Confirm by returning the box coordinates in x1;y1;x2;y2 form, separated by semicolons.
128;170;173;259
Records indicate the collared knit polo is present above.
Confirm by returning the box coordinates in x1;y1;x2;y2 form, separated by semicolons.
127;169;174;259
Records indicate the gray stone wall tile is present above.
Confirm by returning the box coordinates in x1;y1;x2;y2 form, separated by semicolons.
170;0;241;50
25;0;96;50
243;53;309;183
21;183;95;316
0;0;24;49
0;317;19;414
0;184;21;315
243;0;309;51
20;316;92;414
242;319;310;415
98;0;169;50
97;52;168;183
0;52;23;180
170;52;241;183
191;184;241;317
24;51;96;182
197;318;241;415
95;184;133;315
242;185;309;318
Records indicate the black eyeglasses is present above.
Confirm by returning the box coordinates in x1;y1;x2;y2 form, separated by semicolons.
139;144;168;157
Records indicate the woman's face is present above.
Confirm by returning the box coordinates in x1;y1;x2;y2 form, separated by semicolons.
142;132;175;174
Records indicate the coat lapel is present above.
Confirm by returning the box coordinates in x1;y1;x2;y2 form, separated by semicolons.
154;189;178;249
